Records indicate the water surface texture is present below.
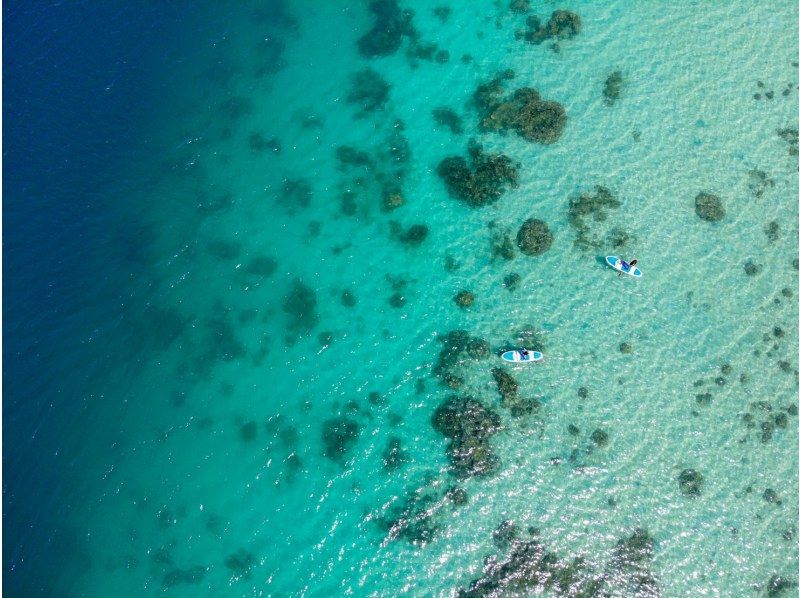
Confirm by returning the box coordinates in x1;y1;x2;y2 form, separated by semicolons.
4;1;798;596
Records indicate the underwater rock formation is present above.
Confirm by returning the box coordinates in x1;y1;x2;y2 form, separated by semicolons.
224;549;255;579
459;534;602;596
694;192;725;222
509;0;530;13
346;68;391;115
678;468;703;496
437;141;519;207
474;73;565;144
432;395;502;478
567;186;627;250
383;436;407;471
377;481;449;546
764;221;780;242
777;127;799;155
493;520;520;549
321;416;361;462
282;279;319;336
400;223;429;245
603;71;623;105
454;290;475;308
748;168;774;197
433;106;464;134
516;218;554;255
480;87;567;144
503;273;521;291
357;0;417;58
767;574;796;596
341;289;357;307
433;330;491;386
279;178;313;211
491;367;540;417
610;528;659;595
245;255;277;278
248;133;281;153
590;428;609;447
744;260;762;276
490;227;517;260
433;6;451;22
518;10;582;45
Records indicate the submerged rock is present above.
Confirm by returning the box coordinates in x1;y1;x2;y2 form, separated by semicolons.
764;221;780;242
433;6;451;22
357;0;417;58
249;133;281;153
433;330;491;382
503;272;521;291
400;223;429;245
678;468;703;496
240;421;258;442
567;186;624;250
437;141;519;207
767;574;796;596
744;260;762;276
777;127;799;155
432;395;502;479
433;106;464;134
516;218;554;255
446;485;468;505
491;229;517;260
590;428;609;447
341;289;357;307
346;68;391;115
479;85;567;144
321;416;361;462
224;549;255;579
748;168;775;198
519;10;582;45
383;436;407;471
492;520;519;549
245;255;278;278
603;71;623;105
460;535;603;597
454;290;475;308
695;192;725;222
282;279;319;335
280;178;314;211
491;367;519;402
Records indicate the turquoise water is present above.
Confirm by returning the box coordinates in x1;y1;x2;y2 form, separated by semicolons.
6;1;798;596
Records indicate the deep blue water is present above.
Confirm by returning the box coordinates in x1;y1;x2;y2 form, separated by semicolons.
3;3;212;593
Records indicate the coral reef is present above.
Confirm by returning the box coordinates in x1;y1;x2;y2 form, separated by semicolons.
694;192;725;222
432;395;502;478
437;141;519;207
516;218;554;255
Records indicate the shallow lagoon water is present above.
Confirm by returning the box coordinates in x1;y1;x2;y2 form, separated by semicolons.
4;1;798;596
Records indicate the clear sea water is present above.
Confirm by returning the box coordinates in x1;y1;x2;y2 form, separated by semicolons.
4;1;798;596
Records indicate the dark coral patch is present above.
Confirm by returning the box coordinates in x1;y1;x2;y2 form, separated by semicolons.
437;141;519;207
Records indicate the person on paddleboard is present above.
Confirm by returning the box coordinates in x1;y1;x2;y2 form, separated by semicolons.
520;348;530;360
619;258;638;276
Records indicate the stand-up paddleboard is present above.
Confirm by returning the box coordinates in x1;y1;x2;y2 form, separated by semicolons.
606;256;642;278
501;350;543;363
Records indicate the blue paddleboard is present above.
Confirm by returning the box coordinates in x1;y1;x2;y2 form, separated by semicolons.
606;256;642;278
501;350;543;363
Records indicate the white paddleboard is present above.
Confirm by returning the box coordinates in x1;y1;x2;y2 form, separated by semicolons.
606;256;642;278
501;350;543;363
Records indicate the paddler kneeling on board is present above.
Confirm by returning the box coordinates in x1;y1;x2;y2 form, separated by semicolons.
619;258;638;276
520;348;530;360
